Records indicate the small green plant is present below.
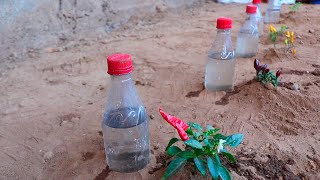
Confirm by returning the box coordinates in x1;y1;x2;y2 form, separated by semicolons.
269;25;288;48
285;31;296;54
159;109;244;180
254;59;281;87
289;2;302;12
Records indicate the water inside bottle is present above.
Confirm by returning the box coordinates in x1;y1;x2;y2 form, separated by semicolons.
205;55;235;91
236;32;259;58
102;107;150;173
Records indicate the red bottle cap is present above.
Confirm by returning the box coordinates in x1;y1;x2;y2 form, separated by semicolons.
216;17;232;29
252;0;261;4
246;5;257;14
107;54;133;75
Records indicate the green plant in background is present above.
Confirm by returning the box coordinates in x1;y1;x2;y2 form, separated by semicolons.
269;25;288;48
159;109;244;180
285;31;296;54
289;2;302;12
254;59;281;87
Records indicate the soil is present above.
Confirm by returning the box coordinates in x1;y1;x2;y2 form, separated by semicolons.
0;2;320;180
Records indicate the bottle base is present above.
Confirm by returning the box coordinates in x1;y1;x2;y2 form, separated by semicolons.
205;85;233;92
236;53;256;58
107;150;150;173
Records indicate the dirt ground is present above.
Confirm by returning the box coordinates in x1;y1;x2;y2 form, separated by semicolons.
0;2;319;180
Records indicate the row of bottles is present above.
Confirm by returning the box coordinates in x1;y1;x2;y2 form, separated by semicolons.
101;0;283;174
205;0;281;91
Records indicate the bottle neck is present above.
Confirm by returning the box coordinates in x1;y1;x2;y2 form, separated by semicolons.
111;73;133;83
246;13;257;20
217;29;231;34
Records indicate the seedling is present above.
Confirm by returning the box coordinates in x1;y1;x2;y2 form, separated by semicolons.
285;31;296;54
159;109;244;180
269;25;288;48
254;59;281;87
289;2;302;12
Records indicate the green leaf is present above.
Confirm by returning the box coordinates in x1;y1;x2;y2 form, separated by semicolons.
167;146;182;156
187;122;202;131
212;134;226;140
194;132;201;139
218;166;231;180
194;157;206;176
226;134;244;147
177;150;195;159
185;128;194;136
165;138;180;151
207;156;219;180
221;152;236;164
194;148;204;156
203;139;213;147
184;139;203;149
161;157;187;180
207;128;220;136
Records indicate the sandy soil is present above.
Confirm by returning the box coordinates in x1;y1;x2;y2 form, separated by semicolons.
0;2;319;180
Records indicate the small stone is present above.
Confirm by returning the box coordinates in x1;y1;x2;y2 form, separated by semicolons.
44;47;61;53
296;35;302;39
308;29;314;34
153;143;160;150
290;83;300;91
308;160;316;170
265;82;274;90
307;18;310;21
149;114;155;120
155;4;167;13
299;41;304;45
43;151;54;161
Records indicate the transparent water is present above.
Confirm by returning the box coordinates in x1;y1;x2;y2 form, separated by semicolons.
205;56;235;91
102;107;150;173
236;32;259;58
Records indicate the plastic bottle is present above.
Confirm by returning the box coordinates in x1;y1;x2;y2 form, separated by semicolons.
265;0;281;23
205;17;235;92
102;54;150;173
252;0;264;36
236;5;259;58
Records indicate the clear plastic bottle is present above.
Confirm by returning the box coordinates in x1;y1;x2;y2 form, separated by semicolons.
265;0;281;23
236;5;259;58
205;17;235;92
253;0;264;36
102;54;150;173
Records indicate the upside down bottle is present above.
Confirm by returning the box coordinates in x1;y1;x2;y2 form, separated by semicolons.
205;17;235;92
102;54;150;172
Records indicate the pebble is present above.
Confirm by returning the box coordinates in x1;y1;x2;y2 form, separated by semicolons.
43;151;54;161
265;82;274;90
149;114;155;120
308;29;315;34
44;47;62;53
290;83;300;91
155;4;167;13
